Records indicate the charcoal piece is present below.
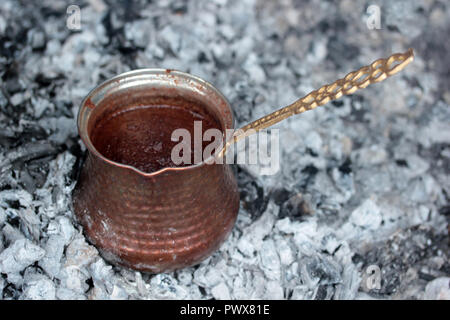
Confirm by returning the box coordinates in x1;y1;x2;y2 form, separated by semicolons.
237;166;267;219
3;141;58;167
303;256;342;286
278;193;312;220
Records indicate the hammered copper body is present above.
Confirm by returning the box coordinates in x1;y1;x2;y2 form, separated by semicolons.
72;69;239;273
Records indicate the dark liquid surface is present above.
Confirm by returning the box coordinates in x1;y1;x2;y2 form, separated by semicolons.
90;104;222;173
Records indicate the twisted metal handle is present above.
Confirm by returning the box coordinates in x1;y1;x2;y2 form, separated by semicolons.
218;48;414;157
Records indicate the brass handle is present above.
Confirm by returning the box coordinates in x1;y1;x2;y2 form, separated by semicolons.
218;48;414;157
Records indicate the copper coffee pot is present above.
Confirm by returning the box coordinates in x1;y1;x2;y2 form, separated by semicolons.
72;49;414;273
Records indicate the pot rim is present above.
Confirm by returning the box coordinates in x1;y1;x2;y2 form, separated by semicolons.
77;68;235;177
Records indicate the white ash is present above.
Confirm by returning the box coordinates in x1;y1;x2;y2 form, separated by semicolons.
424;277;450;300
349;197;383;231
38;235;66;279
211;282;231;300
20;271;56;300
0;0;449;300
0;239;46;286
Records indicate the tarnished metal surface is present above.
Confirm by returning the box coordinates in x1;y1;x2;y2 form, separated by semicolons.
72;70;239;273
